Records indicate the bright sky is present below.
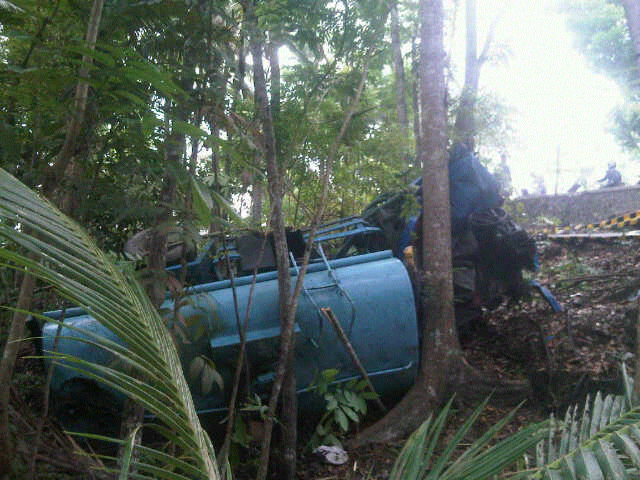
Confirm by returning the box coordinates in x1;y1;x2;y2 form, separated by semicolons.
454;0;634;195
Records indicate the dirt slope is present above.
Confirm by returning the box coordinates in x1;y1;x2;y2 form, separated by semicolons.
298;235;640;479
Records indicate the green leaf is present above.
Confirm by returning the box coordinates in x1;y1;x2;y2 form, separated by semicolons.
326;395;338;411
361;391;379;400
612;432;640;468
335;409;349;432
63;44;117;68
191;178;213;227
574;448;604;480
324;434;341;447
391;397;550;480
321;368;339;381
342;405;359;423
592;439;628;479
200;362;223;396
344;390;358;408
353;395;367;414
316;423;327;436
0;169;221;479
189;356;205;382
172;120;209;140
118;425;142;480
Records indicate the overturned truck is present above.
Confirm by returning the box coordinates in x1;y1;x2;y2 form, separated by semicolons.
39;145;537;427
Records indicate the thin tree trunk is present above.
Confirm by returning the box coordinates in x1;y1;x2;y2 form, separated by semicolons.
454;0;501;147
268;37;297;480
251;176;264;224
635;299;640;402
269;40;281;127
218;234;269;469
622;0;640;78
391;2;408;128
411;39;421;164
209;122;222;227
0;274;35;478
249;11;372;475
454;0;478;147
246;1;293;478
0;0;105;476
42;0;104;198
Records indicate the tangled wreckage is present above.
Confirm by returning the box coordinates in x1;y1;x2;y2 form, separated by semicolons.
39;145;540;427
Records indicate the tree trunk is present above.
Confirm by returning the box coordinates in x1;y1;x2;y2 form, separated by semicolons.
0;274;36;478
349;0;455;446
147;133;180;308
635;298;640;402
269;41;281;127
417;0;457;398
245;2;295;479
391;2;408;128
42;0;104;198
454;0;501;147
622;0;640;78
251;173;264;224
268;37;297;480
454;0;478;147
0;0;105;476
350;0;531;447
118;130;180;467
411;39;421;164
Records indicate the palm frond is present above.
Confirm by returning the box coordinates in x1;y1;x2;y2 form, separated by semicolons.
0;168;220;479
528;363;640;479
390;397;550;480
0;0;23;12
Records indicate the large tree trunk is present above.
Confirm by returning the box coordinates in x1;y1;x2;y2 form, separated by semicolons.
622;0;640;78
350;0;531;447
417;0;456;394
0;0;105;476
349;0;453;445
391;2;408;128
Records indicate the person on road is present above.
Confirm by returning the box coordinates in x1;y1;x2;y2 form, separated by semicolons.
598;162;622;188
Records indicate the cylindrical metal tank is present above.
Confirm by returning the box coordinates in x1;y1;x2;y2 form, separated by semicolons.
43;250;419;415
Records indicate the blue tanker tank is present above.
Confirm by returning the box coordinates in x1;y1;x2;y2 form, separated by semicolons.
42;249;419;419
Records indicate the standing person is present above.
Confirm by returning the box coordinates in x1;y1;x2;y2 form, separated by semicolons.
494;152;513;197
531;173;547;195
598;162;622;187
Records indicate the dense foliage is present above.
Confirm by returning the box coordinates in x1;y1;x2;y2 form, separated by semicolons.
561;0;640;155
4;0;640;478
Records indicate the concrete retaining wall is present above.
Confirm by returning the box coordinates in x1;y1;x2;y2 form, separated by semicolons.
510;185;640;226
